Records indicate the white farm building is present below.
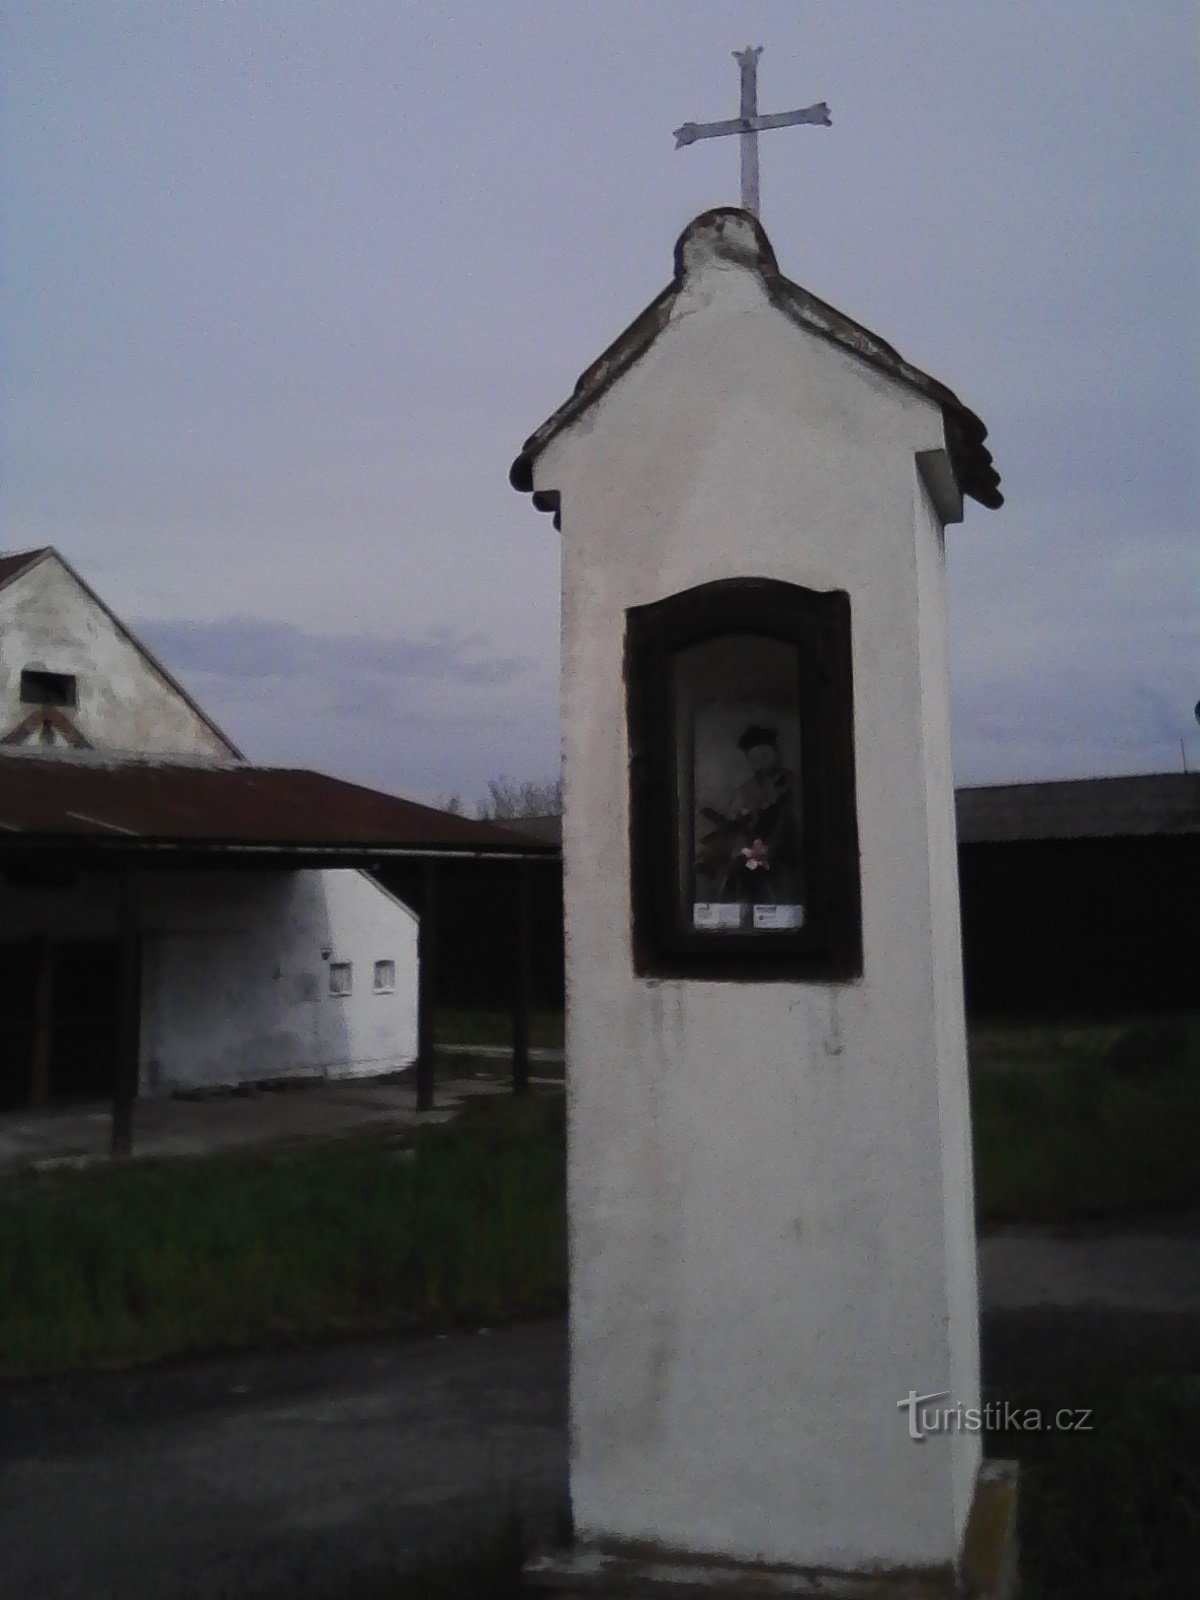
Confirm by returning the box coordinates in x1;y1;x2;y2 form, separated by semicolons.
0;547;539;1119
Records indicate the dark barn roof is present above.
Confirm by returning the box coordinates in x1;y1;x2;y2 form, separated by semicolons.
511;208;1001;517
956;774;1200;844
0;751;555;864
0;547;51;591
498;813;563;847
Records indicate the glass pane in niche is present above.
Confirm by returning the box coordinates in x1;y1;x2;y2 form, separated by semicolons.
671;633;805;936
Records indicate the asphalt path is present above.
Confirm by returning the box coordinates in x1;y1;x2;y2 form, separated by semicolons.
2;1223;1199;1599
0;1322;568;1600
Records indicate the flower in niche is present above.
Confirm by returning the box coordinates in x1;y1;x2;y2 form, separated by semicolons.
740;838;771;872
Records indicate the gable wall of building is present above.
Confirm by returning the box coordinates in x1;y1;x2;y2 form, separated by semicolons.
0;558;234;757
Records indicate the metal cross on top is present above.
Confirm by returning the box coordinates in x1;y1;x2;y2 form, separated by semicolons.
673;47;831;218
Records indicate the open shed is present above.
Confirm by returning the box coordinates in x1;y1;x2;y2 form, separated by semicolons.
0;749;556;1151
956;773;1200;1016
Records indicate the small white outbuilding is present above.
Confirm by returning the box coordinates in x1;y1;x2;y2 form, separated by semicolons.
0;547;517;1109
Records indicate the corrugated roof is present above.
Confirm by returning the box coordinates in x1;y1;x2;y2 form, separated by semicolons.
497;813;563;846
955;774;1200;844
0;547;51;591
511;208;1001;516
0;751;554;858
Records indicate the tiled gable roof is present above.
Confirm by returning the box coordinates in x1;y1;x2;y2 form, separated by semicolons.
512;208;1001;517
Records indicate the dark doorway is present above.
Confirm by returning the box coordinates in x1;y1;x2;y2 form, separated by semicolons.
0;939;121;1107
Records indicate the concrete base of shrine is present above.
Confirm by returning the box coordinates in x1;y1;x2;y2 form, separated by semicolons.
524;1460;1018;1599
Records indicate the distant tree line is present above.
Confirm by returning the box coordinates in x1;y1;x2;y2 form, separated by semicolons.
439;775;562;820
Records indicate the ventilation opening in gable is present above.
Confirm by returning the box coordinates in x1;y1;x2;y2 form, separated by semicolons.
21;669;77;708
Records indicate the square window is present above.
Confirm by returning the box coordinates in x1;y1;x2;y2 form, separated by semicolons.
373;959;396;993
329;961;353;996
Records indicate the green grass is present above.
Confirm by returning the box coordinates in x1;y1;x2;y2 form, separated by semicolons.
969;1012;1200;1072
2;1010;1196;1378
971;1015;1200;1226
993;1379;1200;1600
436;1007;564;1050
0;1093;566;1380
970;1016;1120;1067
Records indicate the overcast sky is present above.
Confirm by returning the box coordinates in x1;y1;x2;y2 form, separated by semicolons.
4;2;1196;804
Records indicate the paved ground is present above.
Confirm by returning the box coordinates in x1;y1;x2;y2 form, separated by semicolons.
980;1215;1200;1314
0;1322;569;1600
0;1070;518;1174
438;1045;564;1068
978;1216;1200;1393
2;1221;1198;1599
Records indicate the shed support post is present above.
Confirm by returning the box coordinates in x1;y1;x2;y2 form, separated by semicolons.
512;860;531;1095
416;859;436;1112
29;938;53;1108
111;868;140;1159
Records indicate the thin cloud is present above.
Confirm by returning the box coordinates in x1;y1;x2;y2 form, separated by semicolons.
133;616;553;802
137;616;532;689
952;669;1199;786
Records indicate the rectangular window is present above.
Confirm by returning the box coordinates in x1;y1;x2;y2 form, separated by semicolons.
373;959;396;993
21;669;77;707
328;961;353;996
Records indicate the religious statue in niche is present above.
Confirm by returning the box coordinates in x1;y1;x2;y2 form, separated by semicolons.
627;580;859;979
689;702;805;933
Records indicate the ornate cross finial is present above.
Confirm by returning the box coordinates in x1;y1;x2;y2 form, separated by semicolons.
673;46;831;217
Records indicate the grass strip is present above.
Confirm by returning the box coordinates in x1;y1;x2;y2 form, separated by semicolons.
994;1378;1200;1600
3;1012;1198;1378
435;1007;564;1050
0;1094;565;1380
971;1054;1200;1226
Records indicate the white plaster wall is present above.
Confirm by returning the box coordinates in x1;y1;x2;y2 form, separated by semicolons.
0;557;234;756
915;472;984;1537
141;868;419;1089
0;869;418;1089
536;235;980;1572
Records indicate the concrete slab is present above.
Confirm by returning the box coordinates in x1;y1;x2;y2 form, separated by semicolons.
0;1072;527;1174
978;1218;1200;1313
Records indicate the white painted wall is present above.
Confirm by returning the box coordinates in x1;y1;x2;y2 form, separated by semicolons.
0;554;234;756
141;868;419;1089
533;213;981;1574
0;868;418;1089
915;472;983;1541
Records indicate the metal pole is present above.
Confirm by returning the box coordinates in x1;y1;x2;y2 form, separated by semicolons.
416;858;436;1112
735;46;763;215
512;860;531;1096
111;868;140;1158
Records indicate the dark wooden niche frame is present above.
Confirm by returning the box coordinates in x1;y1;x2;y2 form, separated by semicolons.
626;578;861;982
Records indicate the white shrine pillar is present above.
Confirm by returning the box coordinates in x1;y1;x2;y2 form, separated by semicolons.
513;210;1014;1596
